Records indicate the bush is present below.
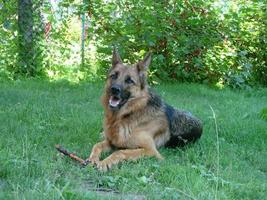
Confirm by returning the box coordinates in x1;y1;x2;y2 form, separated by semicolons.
88;0;267;87
0;0;266;87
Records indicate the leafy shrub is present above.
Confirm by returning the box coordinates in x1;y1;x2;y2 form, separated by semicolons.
88;0;267;87
0;0;266;87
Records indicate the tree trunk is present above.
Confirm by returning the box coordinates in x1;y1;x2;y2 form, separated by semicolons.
18;0;34;76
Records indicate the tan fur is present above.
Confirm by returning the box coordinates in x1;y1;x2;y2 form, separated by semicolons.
86;57;170;171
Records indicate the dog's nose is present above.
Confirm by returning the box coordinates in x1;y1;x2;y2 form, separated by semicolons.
111;85;121;95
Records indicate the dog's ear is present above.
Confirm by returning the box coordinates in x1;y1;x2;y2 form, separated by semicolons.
137;52;152;72
112;48;122;67
137;52;152;89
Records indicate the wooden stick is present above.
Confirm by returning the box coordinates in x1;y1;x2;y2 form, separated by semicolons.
55;144;90;166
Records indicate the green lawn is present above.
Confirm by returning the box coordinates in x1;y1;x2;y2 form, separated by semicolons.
0;80;266;200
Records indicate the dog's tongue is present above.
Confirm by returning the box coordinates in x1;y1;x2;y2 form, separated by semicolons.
109;96;120;107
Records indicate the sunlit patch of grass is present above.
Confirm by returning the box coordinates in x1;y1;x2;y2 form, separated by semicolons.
0;80;266;199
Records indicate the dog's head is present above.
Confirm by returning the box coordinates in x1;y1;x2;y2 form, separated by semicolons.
104;48;151;112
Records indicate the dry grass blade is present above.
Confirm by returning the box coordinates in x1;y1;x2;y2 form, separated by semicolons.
209;105;220;200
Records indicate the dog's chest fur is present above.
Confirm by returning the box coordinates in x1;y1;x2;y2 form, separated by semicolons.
104;114;138;148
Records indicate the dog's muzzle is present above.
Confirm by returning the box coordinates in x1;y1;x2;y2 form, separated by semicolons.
109;84;122;109
108;84;130;111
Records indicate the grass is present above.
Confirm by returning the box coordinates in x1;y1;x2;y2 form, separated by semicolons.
0;79;267;200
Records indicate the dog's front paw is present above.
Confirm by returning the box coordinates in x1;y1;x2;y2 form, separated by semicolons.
88;155;100;165
96;160;113;172
82;159;91;166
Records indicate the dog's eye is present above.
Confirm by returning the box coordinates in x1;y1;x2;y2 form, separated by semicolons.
110;72;118;80
125;77;134;84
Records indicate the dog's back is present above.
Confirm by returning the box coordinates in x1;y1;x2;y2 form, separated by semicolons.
147;89;202;148
164;106;202;147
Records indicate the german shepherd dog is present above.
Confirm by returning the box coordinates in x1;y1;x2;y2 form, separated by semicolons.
85;49;202;171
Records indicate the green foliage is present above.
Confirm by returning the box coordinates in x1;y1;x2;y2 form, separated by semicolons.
87;0;267;87
0;0;266;87
0;0;17;79
0;0;46;78
42;0;95;79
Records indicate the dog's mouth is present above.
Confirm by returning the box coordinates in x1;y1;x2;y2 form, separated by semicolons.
108;94;130;111
109;96;121;108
